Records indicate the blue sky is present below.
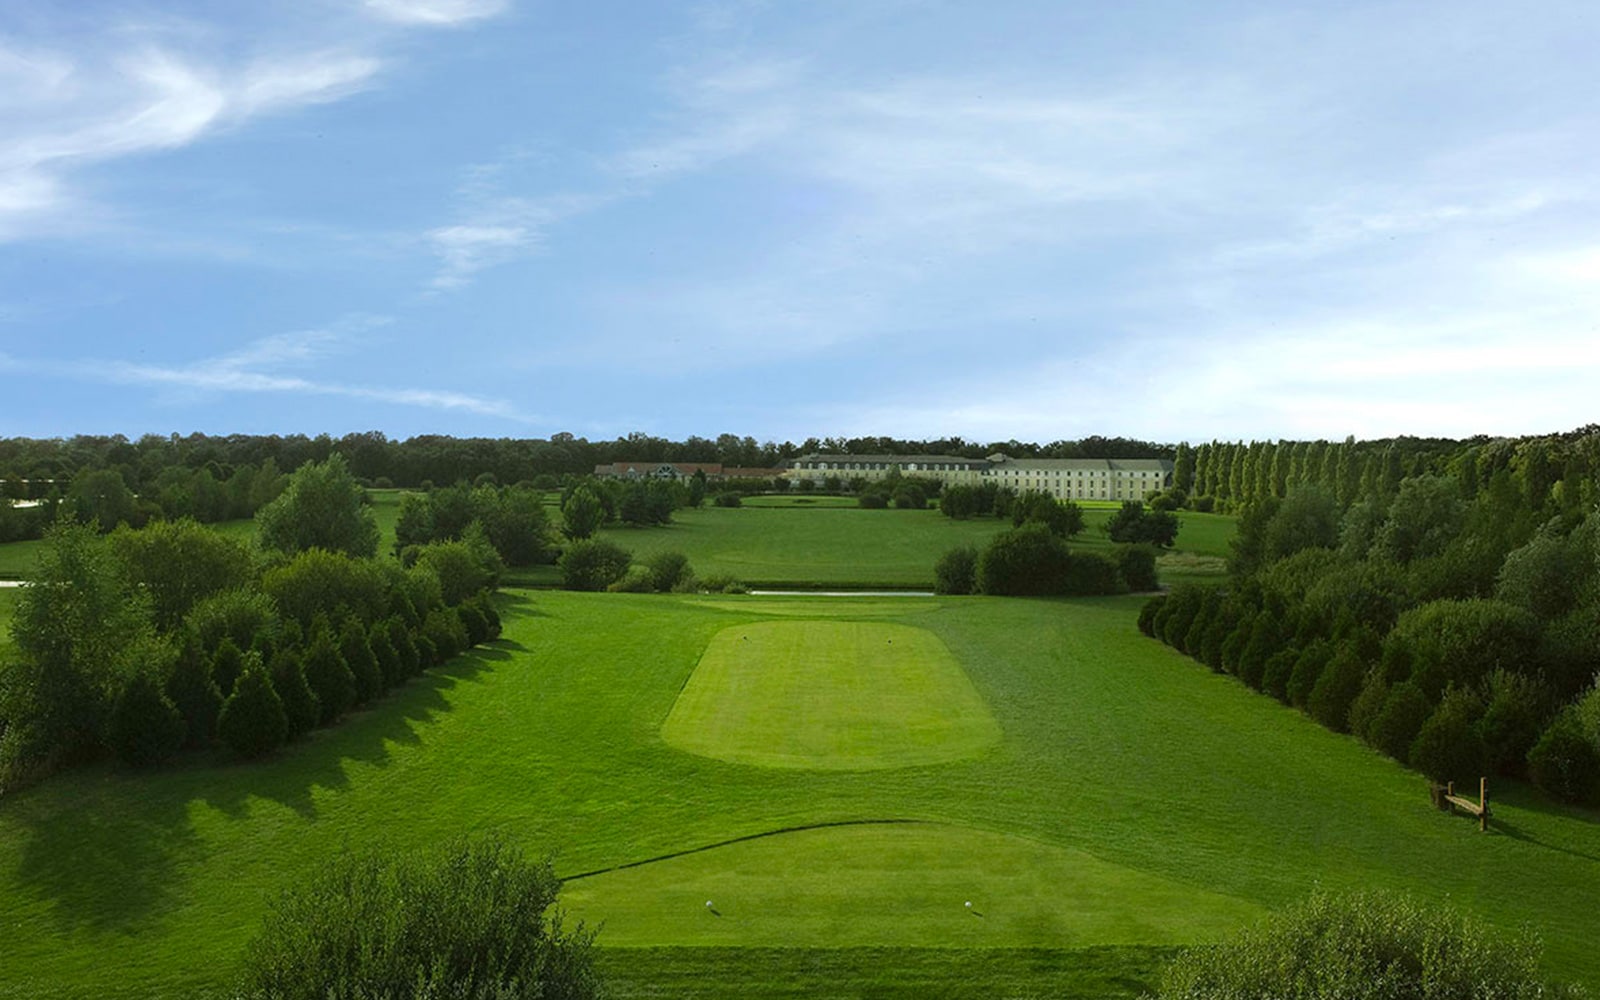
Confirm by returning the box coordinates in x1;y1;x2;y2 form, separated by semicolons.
2;0;1598;445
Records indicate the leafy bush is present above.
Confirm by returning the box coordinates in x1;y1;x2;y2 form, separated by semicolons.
256;453;379;559
1408;685;1487;784
1479;670;1551;776
1106;501;1179;547
1286;640;1332;709
975;524;1070;596
1367;682;1431;762
1307;645;1366;733
1527;708;1600;804
1384;598;1543;698
712;492;742;508
218;660;288;759
424;607;469;662
235;836;599;1000
934;546;978;596
211;638;247;698
1158;890;1578;1000
261;549;391;628
1116;544;1160;591
606;568;657;593
645;551;693;593
858;491;888;509
1061;550;1125;596
105;671;186;766
559;540;632;592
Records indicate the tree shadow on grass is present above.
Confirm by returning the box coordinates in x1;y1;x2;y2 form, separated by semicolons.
6;647;498;934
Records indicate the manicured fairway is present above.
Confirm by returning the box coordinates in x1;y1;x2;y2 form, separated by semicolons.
562;822;1261;946
1;591;1595;999
661;621;1001;769
596;506;1234;587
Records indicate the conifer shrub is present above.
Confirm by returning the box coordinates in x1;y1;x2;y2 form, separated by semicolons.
339;619;384;704
235;836;599;1000
413;632;439;670
1198;611;1232;672
1308;645;1366;733
166;639;223;748
211;639;247;701
1220;621;1252;678
1345;670;1389;745
218;660;288;759
387;618;421;677
456;599;490;646
105;671;186;766
471;593;502;639
1137;595;1166;637
268;650;320;739
302;626;355;724
1158;586;1204;649
1237;609;1279;691
1286;640;1333;709
1261;649;1298;702
424;608;468;662
369;624;404;688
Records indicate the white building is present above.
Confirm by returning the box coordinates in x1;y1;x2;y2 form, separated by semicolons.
786;453;1173;502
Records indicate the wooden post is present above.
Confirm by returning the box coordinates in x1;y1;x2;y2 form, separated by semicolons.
1480;776;1489;832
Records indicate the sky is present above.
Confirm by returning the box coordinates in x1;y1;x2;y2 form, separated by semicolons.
2;0;1598;446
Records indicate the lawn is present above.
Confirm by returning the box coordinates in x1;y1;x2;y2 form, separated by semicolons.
595;506;1234;588
1;590;1595;998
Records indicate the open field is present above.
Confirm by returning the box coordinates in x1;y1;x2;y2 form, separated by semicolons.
596;505;1235;588
1;590;1595;998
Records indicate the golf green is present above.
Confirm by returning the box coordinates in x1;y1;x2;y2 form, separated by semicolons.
661;621;1002;770
562;822;1262;947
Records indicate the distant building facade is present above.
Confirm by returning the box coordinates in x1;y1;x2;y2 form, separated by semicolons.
592;462;786;482
786;453;1173;502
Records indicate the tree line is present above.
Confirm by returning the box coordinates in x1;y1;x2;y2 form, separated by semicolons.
0;456;507;791
1141;470;1600;805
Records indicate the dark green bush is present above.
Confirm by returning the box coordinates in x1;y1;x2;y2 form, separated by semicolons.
166;639;223;748
1060;550;1125;597
456;599;491;646
105;671;186;767
1367;682;1431;762
235;835;599;1000
1527;709;1600;804
369;623;405;688
339;618;384;704
424;607;468;662
857;491;888;509
387;618;422;677
218;661;288;759
1308;645;1366;733
975;524;1070;596
1137;595;1166;637
559;539;632;592
712;492;742;508
1345;670;1389;745
301;626;355;724
1286;640;1332;709
267;650;319;739
1479;670;1550;776
1158;890;1578;1000
1384;598;1542;699
934;546;978;596
645;551;693;593
1409;685;1487;784
1116;544;1160;592
211;638;247;701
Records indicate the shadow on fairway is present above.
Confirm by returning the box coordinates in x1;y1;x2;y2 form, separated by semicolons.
1492;781;1600;829
8;645;497;934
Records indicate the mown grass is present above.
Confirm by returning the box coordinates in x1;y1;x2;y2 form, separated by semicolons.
1;591;1595;999
596;506;1234;588
659;621;1001;769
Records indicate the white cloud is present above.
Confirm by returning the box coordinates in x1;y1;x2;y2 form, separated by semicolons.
0;2;503;244
363;0;509;26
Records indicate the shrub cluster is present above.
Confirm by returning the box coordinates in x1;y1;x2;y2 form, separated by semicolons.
936;525;1146;598
0;511;506;787
235;836;600;1000
1158;890;1585;999
395;481;556;566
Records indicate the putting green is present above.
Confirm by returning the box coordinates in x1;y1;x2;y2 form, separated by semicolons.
661;621;1001;770
560;823;1263;947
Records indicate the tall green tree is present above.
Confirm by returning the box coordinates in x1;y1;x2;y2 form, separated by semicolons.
256;454;379;559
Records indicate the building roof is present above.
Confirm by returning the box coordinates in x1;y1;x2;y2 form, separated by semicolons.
790;453;985;466
986;456;1173;472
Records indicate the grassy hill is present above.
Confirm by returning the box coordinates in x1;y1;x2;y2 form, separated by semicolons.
1;590;1594;998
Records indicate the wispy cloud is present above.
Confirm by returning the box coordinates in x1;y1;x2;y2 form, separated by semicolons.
363;0;509;27
3;317;534;421
0;4;506;243
425;171;611;289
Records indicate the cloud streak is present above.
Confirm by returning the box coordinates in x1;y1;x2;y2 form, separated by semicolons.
4;318;535;422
